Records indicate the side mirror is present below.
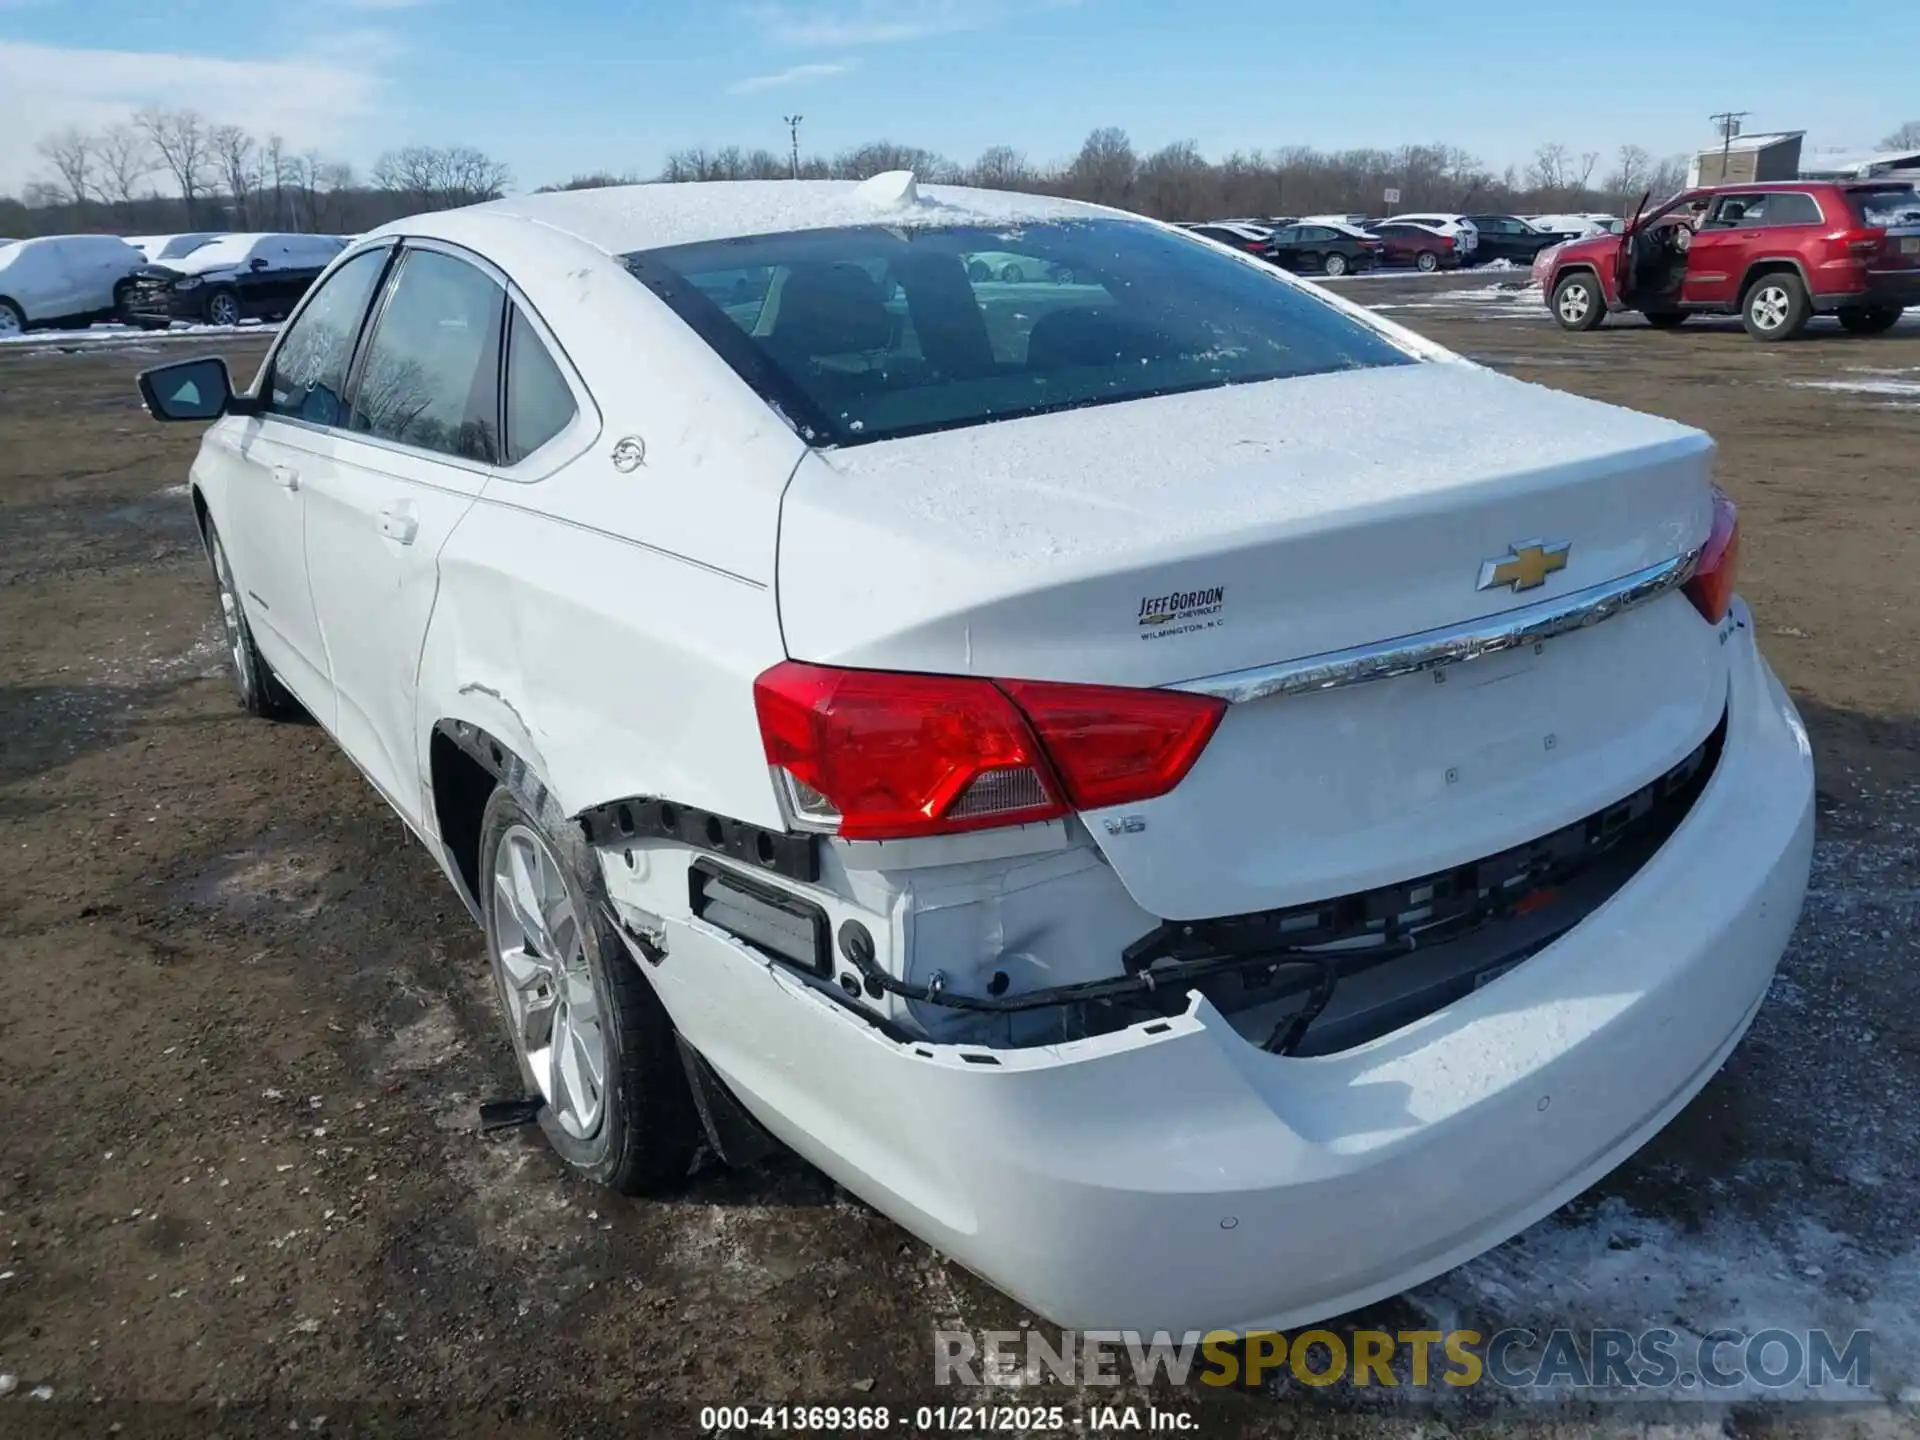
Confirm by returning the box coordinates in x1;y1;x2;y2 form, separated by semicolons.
137;357;258;422
249;256;270;270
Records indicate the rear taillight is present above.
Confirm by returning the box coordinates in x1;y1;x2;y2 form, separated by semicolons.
1683;486;1740;624
1441;235;1455;249
753;662;1225;840
1243;241;1266;252
1843;227;1883;255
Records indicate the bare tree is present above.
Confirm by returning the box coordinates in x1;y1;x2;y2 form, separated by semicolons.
1608;144;1651;200
1069;127;1138;207
1883;121;1920;150
1137;140;1210;219
262;133;290;229
372;144;510;210
95;124;153;210
210;124;258;227
966;145;1034;190
1527;142;1570;192
831;140;953;181
136;106;212;222
36;127;96;207
1574;151;1600;190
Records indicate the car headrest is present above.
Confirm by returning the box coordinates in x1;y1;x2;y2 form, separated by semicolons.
767;263;893;358
1025;306;1162;371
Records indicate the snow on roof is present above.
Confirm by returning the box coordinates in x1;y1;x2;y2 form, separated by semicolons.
1707;129;1805;153
1800;147;1920;178
444;177;1116;256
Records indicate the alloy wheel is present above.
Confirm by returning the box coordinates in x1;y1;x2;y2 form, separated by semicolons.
0;304;21;338
1557;285;1591;323
209;531;255;703
208;293;240;327
1749;284;1791;332
490;824;608;1140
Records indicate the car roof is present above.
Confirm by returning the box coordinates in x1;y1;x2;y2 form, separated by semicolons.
405;179;1112;257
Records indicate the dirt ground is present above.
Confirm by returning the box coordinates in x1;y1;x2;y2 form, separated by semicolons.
1;283;1916;1439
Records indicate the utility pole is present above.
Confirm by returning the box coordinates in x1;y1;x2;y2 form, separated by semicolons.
784;115;803;180
1709;110;1749;183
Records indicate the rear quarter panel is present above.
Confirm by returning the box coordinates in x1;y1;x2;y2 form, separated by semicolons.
413;216;807;828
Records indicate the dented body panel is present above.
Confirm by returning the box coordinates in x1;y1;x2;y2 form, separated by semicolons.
171;180;1816;1335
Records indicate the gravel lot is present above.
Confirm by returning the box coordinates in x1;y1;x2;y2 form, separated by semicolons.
1;276;1916;1438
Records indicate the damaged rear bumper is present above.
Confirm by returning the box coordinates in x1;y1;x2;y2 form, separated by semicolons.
618;602;1813;1333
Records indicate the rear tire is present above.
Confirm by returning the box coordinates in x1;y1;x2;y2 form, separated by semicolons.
1644;311;1689;329
1837;305;1902;335
1741;272;1810;341
1323;252;1349;277
999;263;1025;283
967;260;990;282
1551;272;1606;331
204;517;301;720
0;297;24;338
478;777;699;1194
1415;251;1440;273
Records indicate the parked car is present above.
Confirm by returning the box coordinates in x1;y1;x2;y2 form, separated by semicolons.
127;232;227;263
123;232;347;328
1264;221;1381;276
0;234;147;336
962;250;1075;283
1540;180;1920;340
1527;214;1621;238
1383;213;1480;259
1367;221;1462;272
1182;222;1276;255
136;174;1809;1334
1462;214;1578;265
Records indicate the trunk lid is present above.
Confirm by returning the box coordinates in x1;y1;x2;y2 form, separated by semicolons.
777;361;1726;919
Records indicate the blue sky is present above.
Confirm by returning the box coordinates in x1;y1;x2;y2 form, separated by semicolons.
0;0;1909;195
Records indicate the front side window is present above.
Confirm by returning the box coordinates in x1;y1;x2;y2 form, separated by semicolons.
264;247;391;427
627;218;1412;447
348;248;505;462
503;306;579;463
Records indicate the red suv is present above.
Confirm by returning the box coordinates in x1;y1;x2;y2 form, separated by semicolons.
1536;181;1920;340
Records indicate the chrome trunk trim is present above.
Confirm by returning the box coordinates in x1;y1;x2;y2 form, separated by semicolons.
1175;549;1703;705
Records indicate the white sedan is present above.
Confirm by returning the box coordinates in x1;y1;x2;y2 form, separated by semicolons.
0;234;147;335
138;174;1813;1334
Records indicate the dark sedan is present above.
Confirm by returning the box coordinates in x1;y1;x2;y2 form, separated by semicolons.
1461;215;1578;266
1368;222;1463;272
1264;222;1381;277
123;232;345;328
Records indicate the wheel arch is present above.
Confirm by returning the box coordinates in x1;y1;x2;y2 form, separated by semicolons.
1737;257;1810;298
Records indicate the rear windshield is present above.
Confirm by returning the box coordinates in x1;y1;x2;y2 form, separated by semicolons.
1851;186;1920;228
624;218;1413;447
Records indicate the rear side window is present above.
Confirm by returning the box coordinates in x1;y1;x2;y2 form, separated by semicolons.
264;247;390;427
627;218;1412;448
503;307;578;463
1851;186;1920;227
349;249;506;462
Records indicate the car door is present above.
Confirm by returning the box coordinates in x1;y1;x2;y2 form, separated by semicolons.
220;243;396;714
299;242;508;824
36;243;89;321
1682;193;1764;307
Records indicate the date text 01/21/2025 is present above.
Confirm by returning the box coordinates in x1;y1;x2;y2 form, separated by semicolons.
698;1404;1199;1431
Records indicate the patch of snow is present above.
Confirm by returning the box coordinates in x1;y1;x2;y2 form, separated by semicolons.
0;319;276;349
1410;1200;1919;1402
1788;377;1920;399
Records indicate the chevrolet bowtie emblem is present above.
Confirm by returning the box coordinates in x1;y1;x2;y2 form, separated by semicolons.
1478;541;1571;593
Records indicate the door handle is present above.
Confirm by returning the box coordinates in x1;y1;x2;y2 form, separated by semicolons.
271;464;299;491
378;504;419;545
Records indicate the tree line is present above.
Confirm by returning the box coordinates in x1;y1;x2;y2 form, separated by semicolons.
2;107;513;240
9;113;1917;243
546;131;1700;219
